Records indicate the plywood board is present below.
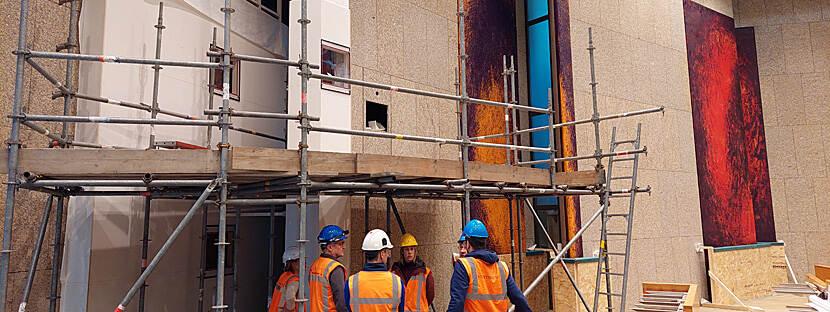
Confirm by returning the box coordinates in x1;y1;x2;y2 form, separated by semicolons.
232;147;599;186
698;294;810;312
815;264;830;281
0;147;600;187
550;257;605;312
705;244;789;304
642;282;699;312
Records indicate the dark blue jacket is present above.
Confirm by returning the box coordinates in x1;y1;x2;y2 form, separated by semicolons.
345;262;406;312
446;249;532;312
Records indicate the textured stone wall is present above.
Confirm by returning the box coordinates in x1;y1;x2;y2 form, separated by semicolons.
0;0;76;311
348;0;463;309
568;0;710;306
733;0;830;281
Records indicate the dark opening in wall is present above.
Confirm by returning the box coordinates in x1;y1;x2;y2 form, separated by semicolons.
366;101;387;131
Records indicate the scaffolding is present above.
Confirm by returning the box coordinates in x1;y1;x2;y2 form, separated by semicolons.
0;0;665;311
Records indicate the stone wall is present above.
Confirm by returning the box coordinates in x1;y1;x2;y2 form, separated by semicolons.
568;0;714;305
733;0;830;281
0;0;76;311
348;0;463;309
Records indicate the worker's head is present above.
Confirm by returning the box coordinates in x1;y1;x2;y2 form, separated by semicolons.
283;246;300;273
318;225;348;258
457;234;468;257
362;229;394;265
399;233;418;263
461;219;488;253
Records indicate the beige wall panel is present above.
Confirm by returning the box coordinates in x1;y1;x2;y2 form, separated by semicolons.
736;0;830;282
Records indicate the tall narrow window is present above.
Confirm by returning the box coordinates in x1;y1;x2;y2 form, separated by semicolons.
321;41;350;93
210;46;241;101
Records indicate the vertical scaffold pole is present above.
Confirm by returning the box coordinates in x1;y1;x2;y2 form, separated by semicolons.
61;0;79;142
502;55;511;165
297;0;312;309
1;0;32;310
149;2;165;149
268;204;276;292
457;0;471;223
214;0;233;310
547;89;557;188
198;205;208;312
138;196;151;312
48;196;65;312
18;196;53;312
509;56;519;165
588;28;602;168
207;28;217;146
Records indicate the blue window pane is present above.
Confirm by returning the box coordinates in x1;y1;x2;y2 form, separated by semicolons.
527;21;552;110
535;196;559;206
526;0;549;21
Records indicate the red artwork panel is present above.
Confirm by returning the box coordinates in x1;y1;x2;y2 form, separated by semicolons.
735;27;776;242
683;0;756;247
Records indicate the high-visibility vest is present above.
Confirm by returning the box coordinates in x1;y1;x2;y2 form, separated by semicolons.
457;257;510;312
309;257;347;312
347;271;403;312
402;267;431;312
270;271;300;312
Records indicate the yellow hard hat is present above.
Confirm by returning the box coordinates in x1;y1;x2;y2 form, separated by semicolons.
399;233;418;247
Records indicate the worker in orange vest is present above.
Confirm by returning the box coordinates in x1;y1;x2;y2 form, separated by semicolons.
391;233;434;312
270;246;300;312
345;229;405;312
309;225;350;312
447;219;531;312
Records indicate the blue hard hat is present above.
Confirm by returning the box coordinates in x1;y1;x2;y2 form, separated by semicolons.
457;234;466;243
462;219;488;238
318;225;348;243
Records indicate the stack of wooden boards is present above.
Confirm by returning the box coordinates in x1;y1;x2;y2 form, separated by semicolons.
634;283;699;312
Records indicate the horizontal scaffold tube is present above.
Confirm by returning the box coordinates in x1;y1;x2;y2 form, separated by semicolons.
228;126;286;142
308;181;598;195
309;125;553;153
25;50;220;68
204;109;320;121
23;180;214;187
517;147;647;166
308;73;550;114
20;114;218;126
21;120;125;149
224;198;320;206
206;51;320;69
471;106;665;141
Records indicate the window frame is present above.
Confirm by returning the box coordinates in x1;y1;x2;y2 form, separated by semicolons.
320;40;351;94
210;45;241;101
246;0;282;21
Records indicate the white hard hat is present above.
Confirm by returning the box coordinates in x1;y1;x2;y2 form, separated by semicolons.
283;246;300;264
362;229;394;251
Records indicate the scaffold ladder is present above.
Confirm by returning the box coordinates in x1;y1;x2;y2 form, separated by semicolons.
593;123;643;312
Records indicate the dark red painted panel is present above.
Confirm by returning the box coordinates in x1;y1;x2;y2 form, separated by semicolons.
683;0;756;247
735;27;776;242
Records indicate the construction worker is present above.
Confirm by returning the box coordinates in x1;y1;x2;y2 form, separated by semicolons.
310;225;350;312
391;233;434;312
457;235;468;258
447;219;531;312
345;229;405;312
270;246;300;312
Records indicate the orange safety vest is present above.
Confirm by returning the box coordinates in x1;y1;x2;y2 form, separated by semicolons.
347;271;403;312
457;257;510;312
402;267;431;312
270;271;300;312
309;257;347;312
